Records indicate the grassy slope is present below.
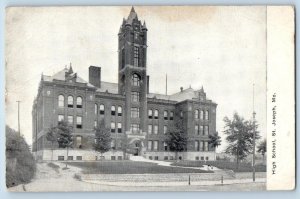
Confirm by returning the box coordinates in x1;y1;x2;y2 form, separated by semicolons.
68;161;213;174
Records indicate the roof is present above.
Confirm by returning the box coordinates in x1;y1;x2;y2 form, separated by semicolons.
96;81;119;94
148;87;215;103
126;6;138;24
42;67;95;87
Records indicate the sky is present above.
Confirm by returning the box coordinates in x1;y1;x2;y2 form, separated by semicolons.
5;6;267;152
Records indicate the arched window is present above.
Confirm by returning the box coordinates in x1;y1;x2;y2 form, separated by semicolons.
194;110;199;119
76;97;82;108
148;109;153;119
154;110;159;119
68;96;74;108
164;110;168;120
100;104;105;115
200;110;204;120
95;104;98;115
205;110;209;120
111;106;116;116
170;111;174;120
131;73;141;86
58;95;64;107
118;106;122;116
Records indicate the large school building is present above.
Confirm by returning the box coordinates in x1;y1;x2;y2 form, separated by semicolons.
32;7;218;161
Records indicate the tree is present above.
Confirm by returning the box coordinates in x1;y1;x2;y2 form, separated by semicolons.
56;121;73;167
165;117;187;161
223;113;260;169
257;139;266;164
94;120;112;159
208;132;221;149
46;126;58;161
208;132;221;160
6;125;36;187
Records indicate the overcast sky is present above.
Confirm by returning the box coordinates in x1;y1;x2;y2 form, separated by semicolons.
6;6;267;152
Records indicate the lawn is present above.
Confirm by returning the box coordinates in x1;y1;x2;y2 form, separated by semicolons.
171;161;266;172
68;161;213;174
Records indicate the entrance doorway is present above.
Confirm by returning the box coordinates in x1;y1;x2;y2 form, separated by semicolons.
133;142;140;156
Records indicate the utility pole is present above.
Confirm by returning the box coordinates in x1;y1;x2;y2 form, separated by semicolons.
252;84;256;182
16;100;21;135
165;73;168;95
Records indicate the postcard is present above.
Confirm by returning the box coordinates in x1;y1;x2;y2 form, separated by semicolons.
5;6;295;191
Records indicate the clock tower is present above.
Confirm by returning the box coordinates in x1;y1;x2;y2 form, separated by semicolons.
118;7;148;142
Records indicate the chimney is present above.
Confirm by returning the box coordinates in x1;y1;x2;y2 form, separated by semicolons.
147;75;150;94
89;66;101;88
180;87;183;92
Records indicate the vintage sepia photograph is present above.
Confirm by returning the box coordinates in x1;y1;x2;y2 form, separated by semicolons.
5;6;294;192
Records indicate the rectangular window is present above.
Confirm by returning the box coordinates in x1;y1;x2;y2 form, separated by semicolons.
131;123;140;134
195;156;199;161
204;141;209;151
201;156;204;161
76;136;82;148
58;156;64;161
205;111;209;120
163;125;167;134
195;140;200;151
170;111;174;120
76;116;82;128
68;156;73;160
147;141;152;150
149;156;153;160
154;156;159;160
58;115;64;122
148;125;152;134
204;126;209;135
164;156;168;160
111;122;115;133
200;141;204;151
76;156;82;160
131;107;140;118
68;115;73;125
148;109;153;119
163;142;168;151
118;156;123;160
206;157;209;161
154;125;158;134
131;92;140;102
153;141;158;150
195;125;199;135
111;140;116;150
111;156;116;160
117;123;122;133
200;125;204;135
134;46;139;67
200;110;204;120
121;48;125;69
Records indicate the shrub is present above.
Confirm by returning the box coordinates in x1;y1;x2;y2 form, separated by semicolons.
47;162;60;173
6;126;36;188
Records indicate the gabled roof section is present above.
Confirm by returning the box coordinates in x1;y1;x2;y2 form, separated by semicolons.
42;67;95;87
